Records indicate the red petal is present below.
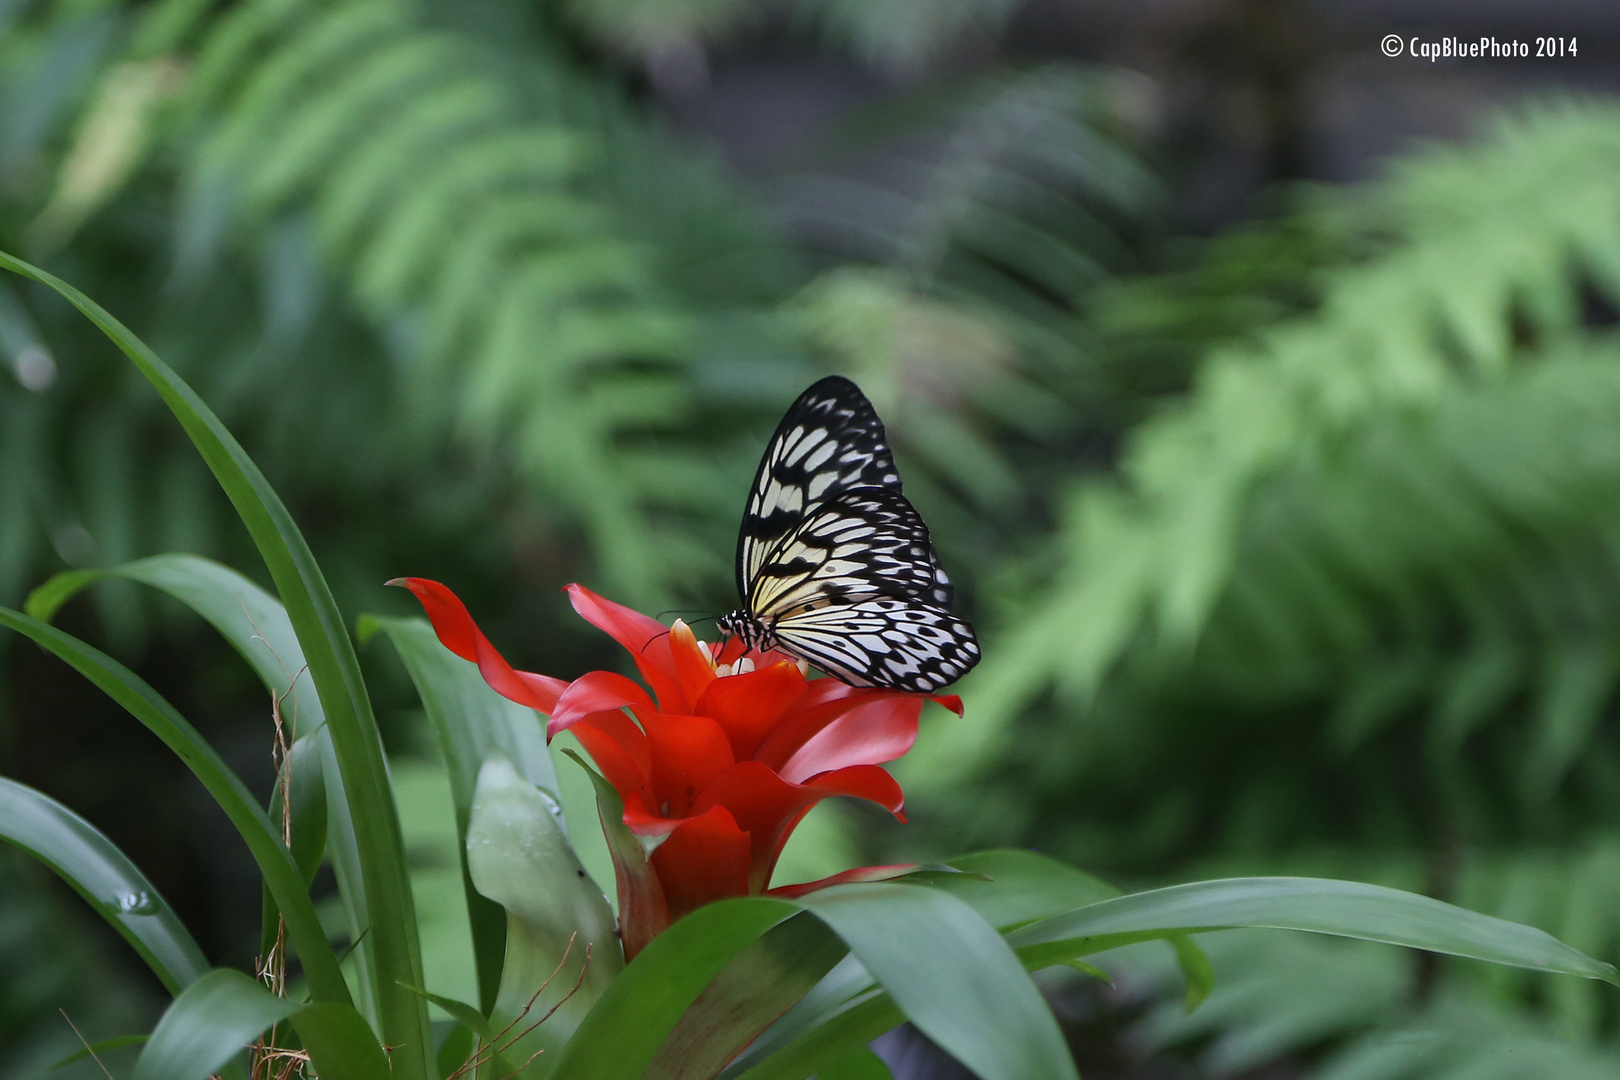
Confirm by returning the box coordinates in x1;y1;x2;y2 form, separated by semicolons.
620;793;683;836
693;761;905;892
800;763;904;815
768;863;921;899
568;710;651;801
668;621;717;708
930;693;965;716
650;805;751;919
549;671;654;734
753;686;913;772
689;762;814;892
389;578;567;712
694;661;806;762
795;677;874;709
779;696;922;784
637;709;736;819
566;584;689;712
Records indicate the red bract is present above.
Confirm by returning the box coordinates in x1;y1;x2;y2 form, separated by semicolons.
391;578;962;957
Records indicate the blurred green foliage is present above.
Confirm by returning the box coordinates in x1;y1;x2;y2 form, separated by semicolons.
7;0;1620;1075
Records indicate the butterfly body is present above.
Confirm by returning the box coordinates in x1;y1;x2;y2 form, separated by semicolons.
720;376;980;693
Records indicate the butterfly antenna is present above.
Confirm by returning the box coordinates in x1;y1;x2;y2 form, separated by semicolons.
639;615;722;655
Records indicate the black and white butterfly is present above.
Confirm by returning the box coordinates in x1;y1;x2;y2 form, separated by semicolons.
718;376;980;693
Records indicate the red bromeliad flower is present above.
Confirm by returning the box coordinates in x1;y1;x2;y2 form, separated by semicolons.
391;578;962;957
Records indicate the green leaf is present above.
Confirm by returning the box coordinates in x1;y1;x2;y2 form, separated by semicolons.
1169;934;1215;1012
1005;876;1620;985
290;1003;395;1080
817;1047;893;1080
796;883;1077;1080
725;985;899;1080
0;251;433;1078
363;613;560;1010
129;969;299;1080
26;556;324;738
644;912;849;1080
26;554;379;1014
730;849;1117;1077
550;897;803;1079
0;777;208;995
730;868;1620;1080
397;983;493;1041
561;879;1080;1080
436;1023;477;1080
0;606;348;1004
1058;959;1112;984
565;749;667;959
465;755;622;1069
931;849;1120;929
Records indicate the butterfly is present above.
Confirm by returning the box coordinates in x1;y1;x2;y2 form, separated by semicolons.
717;376;981;693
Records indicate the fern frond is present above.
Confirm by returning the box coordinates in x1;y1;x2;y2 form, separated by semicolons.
777;63;1156;555
938;101;1620;787
1113;927;1620;1080
159;0;733;600
1073;834;1620;1076
791;0;1025;75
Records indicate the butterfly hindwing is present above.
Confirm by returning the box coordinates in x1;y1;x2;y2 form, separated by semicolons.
737;376;902;602
772;596;981;692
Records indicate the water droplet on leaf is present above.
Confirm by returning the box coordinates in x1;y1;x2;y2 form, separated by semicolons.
112;891;158;915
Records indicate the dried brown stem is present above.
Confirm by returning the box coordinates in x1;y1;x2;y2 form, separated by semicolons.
242;604;310;1079
446;936;593;1080
59;1010;114;1080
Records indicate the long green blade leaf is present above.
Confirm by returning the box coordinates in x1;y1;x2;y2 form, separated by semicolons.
548;897;802;1079
819;1047;893;1080
290;1004;395;1080
26;556;324;735
0;606;348;1002
798;883;1077;1080
558;880;1078;1080
644;912;848;1080
396;984;494;1040
1005;876;1620;984
26;556;371;1006
721;955;887;1080
129;969;299;1080
931;849;1120;928
727;988;899;1080
0;251;432;1077
727;848;1117;1077
730;869;1620;1080
0;777;208;994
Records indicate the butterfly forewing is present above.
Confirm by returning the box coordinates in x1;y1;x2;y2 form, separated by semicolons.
737;376;902;601
748;488;942;616
772;597;980;693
